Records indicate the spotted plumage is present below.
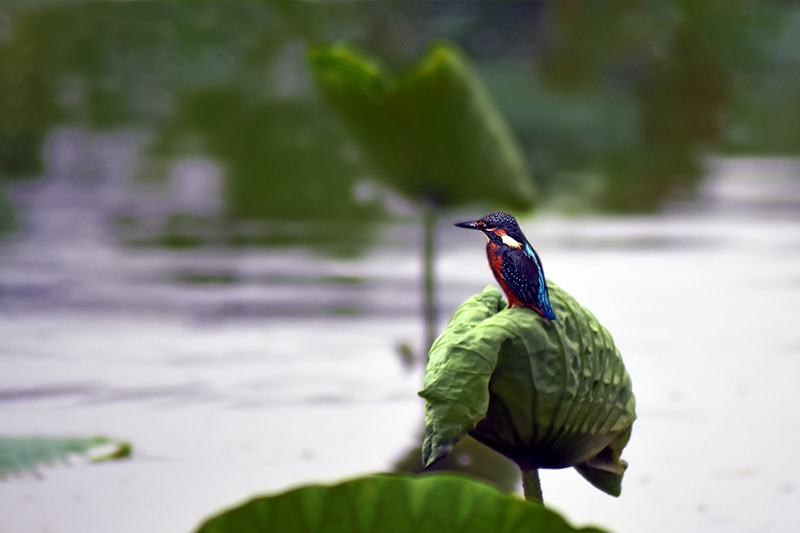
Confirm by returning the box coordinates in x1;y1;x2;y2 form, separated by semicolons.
455;212;556;320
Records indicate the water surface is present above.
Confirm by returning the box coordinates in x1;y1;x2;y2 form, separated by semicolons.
2;161;800;533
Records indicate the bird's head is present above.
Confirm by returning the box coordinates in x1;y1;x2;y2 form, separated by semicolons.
454;212;526;248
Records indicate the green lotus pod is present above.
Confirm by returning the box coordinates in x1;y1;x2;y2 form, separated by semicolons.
419;284;635;497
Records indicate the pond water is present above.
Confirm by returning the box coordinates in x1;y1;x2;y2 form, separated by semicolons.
1;159;800;533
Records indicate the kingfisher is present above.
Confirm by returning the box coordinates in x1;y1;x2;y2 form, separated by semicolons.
455;212;556;320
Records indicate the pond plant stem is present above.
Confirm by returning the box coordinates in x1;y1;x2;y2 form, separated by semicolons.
522;469;543;503
422;205;437;354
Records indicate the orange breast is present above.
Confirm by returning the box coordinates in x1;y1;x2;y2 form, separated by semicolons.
486;241;502;273
486;242;522;308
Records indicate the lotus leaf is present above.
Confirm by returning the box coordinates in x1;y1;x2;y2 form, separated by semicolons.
0;436;131;479
307;40;536;211
194;473;610;533
419;284;635;496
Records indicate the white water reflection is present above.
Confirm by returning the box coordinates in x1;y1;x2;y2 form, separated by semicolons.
1;157;800;533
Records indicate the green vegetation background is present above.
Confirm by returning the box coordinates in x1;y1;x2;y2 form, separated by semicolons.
2;1;799;248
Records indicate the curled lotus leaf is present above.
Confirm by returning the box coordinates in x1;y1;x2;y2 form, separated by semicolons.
307;40;536;211
419;283;635;496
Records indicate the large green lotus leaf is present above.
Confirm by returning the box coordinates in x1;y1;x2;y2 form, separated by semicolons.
194;473;610;533
307;40;536;210
0;436;131;479
419;284;635;496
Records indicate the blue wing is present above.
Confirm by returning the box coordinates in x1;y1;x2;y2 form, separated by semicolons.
499;243;557;320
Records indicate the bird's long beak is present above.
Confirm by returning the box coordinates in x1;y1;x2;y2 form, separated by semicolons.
454;220;481;230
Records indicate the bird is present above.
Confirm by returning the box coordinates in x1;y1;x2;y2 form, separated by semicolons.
455;212;556;320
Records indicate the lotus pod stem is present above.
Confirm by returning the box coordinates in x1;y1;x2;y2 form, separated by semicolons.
522;468;543;503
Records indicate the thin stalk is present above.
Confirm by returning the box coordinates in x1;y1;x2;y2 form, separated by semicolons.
422;206;437;354
522;469;543;503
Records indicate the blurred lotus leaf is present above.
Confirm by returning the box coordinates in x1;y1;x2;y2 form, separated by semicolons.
307;40;536;210
0;436;131;479
419;284;635;497
194;473;610;533
148;90;386;255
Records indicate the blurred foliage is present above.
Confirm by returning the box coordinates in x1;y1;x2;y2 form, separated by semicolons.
0;436;131;479
0;182;15;239
0;0;799;243
308;40;536;211
194;473;611;533
149;90;383;253
533;0;732;210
